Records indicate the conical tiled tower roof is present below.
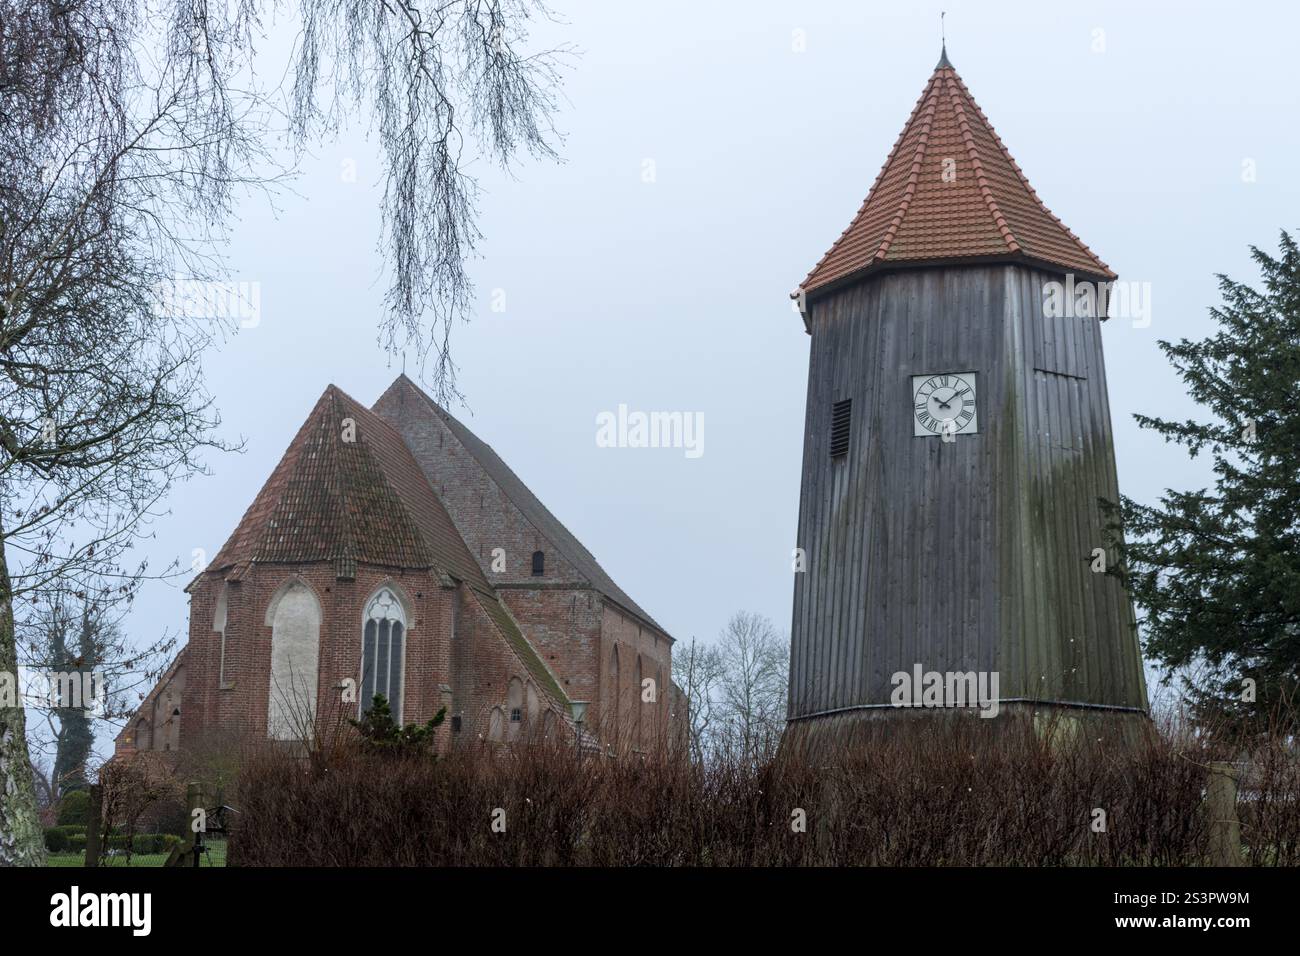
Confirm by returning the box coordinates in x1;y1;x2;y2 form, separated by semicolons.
798;49;1115;298
210;385;487;584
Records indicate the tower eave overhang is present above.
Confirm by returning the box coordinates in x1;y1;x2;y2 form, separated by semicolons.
793;252;1119;321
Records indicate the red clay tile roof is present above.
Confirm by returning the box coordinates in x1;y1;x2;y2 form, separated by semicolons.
798;53;1115;298
376;375;670;639
206;384;572;708
211;385;483;581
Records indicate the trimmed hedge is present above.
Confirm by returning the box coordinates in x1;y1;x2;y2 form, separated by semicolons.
56;790;91;826
45;828;182;856
43;825;87;852
107;833;183;855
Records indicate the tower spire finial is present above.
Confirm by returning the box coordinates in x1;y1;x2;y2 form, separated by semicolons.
937;11;952;69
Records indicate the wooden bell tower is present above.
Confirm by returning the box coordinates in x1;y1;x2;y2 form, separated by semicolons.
785;49;1148;749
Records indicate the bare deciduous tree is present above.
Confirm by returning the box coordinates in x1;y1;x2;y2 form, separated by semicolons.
0;0;567;865
674;636;724;764
714;611;788;765
0;0;268;865
287;0;569;395
676;613;790;766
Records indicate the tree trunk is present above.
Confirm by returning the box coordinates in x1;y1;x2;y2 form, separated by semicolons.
0;528;46;866
83;784;102;867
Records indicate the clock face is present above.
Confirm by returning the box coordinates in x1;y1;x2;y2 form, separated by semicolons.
912;372;978;437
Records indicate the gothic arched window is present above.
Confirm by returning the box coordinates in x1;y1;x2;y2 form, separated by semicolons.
361;588;407;721
267;579;321;741
507;677;523;741
531;550;545;576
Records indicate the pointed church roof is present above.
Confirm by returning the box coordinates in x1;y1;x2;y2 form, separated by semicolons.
375;375;668;637
798;51;1115;299
209;384;571;705
211;385;485;584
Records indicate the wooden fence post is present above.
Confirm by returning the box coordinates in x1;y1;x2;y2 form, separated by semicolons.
83;783;102;867
186;780;205;866
1206;761;1243;866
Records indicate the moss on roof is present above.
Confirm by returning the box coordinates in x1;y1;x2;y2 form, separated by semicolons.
472;587;569;707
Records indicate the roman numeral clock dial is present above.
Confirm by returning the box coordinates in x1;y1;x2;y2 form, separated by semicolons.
912;372;978;437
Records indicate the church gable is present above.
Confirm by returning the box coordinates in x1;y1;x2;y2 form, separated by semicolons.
122;379;586;756
210;386;434;573
209;385;492;591
373;375;669;639
117;372;684;760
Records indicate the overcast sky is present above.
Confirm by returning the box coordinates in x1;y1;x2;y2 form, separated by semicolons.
114;0;1298;727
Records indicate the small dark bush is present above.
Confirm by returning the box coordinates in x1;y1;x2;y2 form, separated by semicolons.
350;694;444;753
105;833;182;855
57;790;91;827
45;825;89;853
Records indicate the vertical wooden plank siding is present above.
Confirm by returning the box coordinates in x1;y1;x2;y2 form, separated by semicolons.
788;264;1147;723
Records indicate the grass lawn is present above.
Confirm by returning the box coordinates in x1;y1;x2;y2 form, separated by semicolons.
45;840;227;867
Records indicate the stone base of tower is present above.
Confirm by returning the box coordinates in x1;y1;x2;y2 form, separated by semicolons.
780;702;1154;761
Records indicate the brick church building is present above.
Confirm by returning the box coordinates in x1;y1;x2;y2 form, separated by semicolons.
115;376;678;759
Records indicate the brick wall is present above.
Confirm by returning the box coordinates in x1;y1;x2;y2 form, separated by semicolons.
160;562;572;756
599;604;672;755
114;655;186;756
449;584;566;745
374;379;676;754
372;384;583;586
121;377;672;762
178;562;458;752
497;586;601;709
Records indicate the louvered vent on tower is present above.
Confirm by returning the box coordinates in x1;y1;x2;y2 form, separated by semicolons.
830;399;852;458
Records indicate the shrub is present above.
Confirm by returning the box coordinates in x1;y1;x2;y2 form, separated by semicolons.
350;695;445;753
56;789;91;827
44;825;89;853
228;713;1297;867
44;828;69;853
105;833;182;855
